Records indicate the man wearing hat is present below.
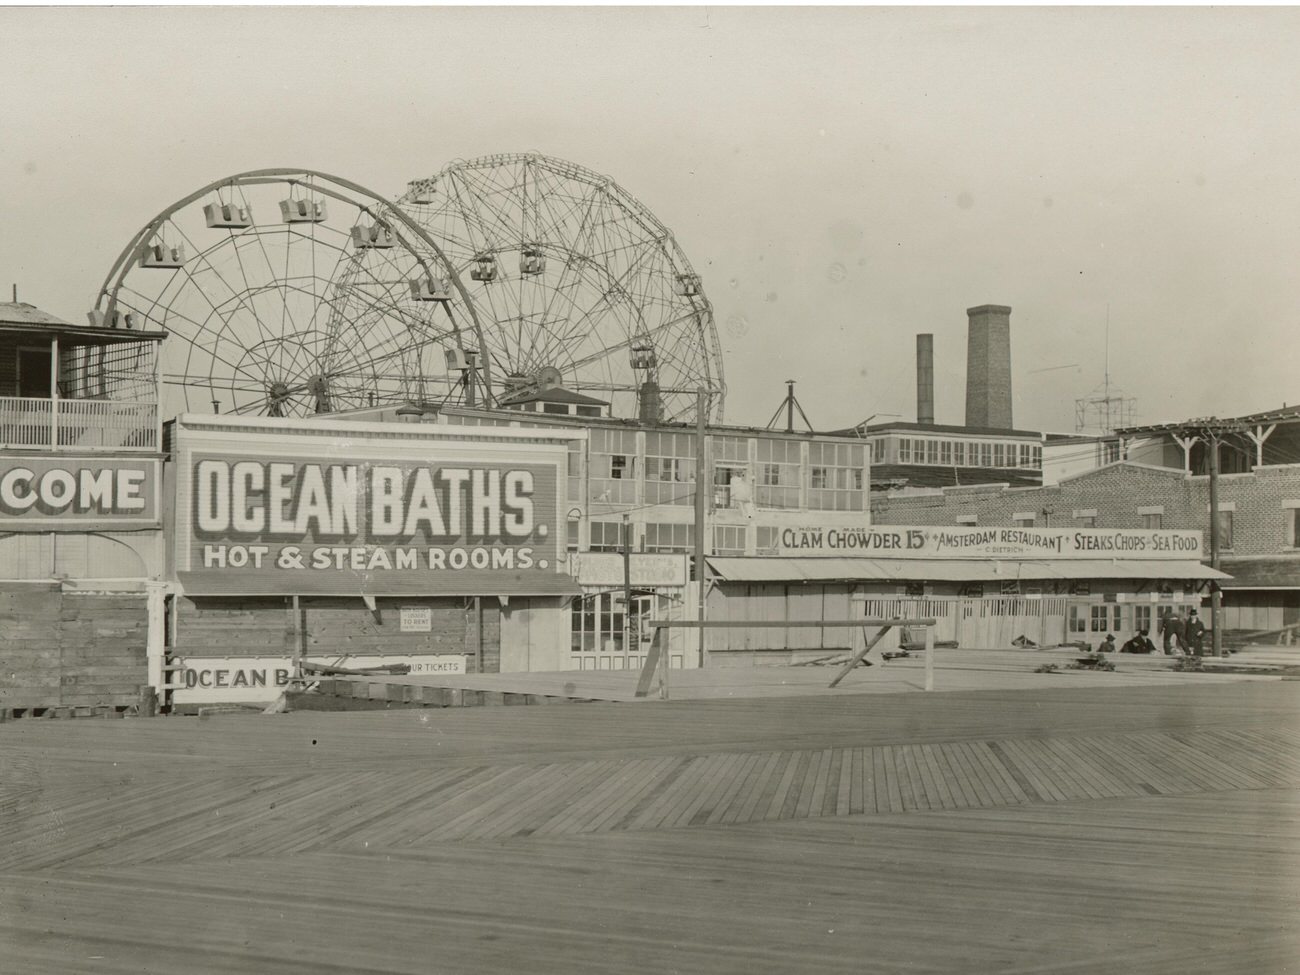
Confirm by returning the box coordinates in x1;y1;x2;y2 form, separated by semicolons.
1186;609;1207;656
1160;608;1187;655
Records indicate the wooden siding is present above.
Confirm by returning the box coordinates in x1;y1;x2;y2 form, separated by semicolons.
0;587;147;708
175;595;501;672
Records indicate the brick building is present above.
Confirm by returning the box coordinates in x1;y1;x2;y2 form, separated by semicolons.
872;458;1300;637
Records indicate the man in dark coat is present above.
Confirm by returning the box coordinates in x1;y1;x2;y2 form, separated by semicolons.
1186;609;1207;655
1160;609;1187;654
1122;629;1156;654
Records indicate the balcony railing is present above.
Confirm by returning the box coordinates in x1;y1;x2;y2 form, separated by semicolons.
0;397;159;451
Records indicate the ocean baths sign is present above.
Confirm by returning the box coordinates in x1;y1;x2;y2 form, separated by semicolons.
777;525;1203;560
172;426;574;596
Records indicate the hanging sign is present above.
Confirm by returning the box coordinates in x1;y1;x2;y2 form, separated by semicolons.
777;525;1202;560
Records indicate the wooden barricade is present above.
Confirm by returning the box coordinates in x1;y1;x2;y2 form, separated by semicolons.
635;618;938;700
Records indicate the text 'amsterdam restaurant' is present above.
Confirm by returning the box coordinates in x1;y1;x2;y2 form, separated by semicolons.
162;413;581;706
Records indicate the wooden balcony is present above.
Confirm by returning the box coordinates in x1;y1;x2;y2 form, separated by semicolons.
0;396;159;451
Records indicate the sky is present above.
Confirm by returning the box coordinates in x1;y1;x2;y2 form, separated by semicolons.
2;5;1298;434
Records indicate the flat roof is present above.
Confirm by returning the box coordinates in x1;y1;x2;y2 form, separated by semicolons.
0;302;166;345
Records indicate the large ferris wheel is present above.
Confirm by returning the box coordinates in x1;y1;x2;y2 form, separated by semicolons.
389;153;727;422
94;168;485;420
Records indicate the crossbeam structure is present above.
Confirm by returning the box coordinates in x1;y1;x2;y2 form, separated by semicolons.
635;618;938;700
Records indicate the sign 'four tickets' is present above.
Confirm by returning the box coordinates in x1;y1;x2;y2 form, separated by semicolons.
181;454;563;592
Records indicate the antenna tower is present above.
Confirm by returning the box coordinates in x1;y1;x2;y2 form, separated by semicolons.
1074;306;1137;433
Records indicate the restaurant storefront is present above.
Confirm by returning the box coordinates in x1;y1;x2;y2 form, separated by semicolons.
704;525;1224;659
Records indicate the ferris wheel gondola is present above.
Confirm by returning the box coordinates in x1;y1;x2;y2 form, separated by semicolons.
93;168;488;420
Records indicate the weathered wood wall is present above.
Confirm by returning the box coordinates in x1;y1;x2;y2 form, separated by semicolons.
174;595;501;673
0;585;148;708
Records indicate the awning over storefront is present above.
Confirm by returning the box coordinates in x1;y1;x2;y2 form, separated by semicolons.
705;557;1230;584
1216;558;1300;590
176;569;582;598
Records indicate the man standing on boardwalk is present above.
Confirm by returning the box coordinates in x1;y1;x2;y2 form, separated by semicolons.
1186;609;1206;656
1160;609;1187;655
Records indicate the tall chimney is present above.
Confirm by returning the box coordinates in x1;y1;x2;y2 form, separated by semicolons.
965;304;1013;429
916;333;934;425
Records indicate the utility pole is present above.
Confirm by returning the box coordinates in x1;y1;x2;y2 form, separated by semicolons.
1207;429;1224;657
622;513;631;671
695;388;708;668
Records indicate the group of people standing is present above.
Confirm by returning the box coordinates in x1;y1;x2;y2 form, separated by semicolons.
1107;608;1207;656
1157;607;1207;655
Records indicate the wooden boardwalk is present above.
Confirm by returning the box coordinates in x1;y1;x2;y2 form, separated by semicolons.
1;681;1297;972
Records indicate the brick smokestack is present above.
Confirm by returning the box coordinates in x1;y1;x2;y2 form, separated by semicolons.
964;304;1013;428
916;333;934;425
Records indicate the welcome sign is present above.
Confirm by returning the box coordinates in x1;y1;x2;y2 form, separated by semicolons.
777;525;1203;560
0;454;160;530
174;435;576;596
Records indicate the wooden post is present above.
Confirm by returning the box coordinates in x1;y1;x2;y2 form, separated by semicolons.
291;595;302;680
1207;431;1224;657
695;388;707;669
924;623;935;691
828;624;893;688
622;514;631;671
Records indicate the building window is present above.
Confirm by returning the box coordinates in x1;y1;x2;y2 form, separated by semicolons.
1141;513;1162;530
712;436;751;509
644;432;696;506
575;405;602;417
953;442;966;466
712;525;747;556
567;519;581;551
993;443;1005;467
756;526;780;554
1287;506;1300;549
1068;606;1086;633
978;443;991;466
1032;445;1041;466
808;441;865;511
644;522;694;554
1090;604;1120;632
1134;605;1152;632
1074;508;1098;529
899;439;911;463
590;428;638;505
755;437;801;509
955;514;977;526
939;441;952;465
1013;512;1035;528
1216;509;1234;549
542;403;570;415
588;520;624;553
1102;441;1121;464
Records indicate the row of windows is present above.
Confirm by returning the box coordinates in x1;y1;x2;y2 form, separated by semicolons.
591;460;864;511
879;437;1042;469
585;522;782;556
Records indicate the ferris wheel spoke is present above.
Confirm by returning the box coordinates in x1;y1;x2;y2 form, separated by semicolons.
565;309;701;374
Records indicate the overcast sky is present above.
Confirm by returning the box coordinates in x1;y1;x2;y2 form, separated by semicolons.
2;6;1297;433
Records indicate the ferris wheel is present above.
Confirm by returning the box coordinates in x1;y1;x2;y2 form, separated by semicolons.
93;169;486;420
387;153;726;422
